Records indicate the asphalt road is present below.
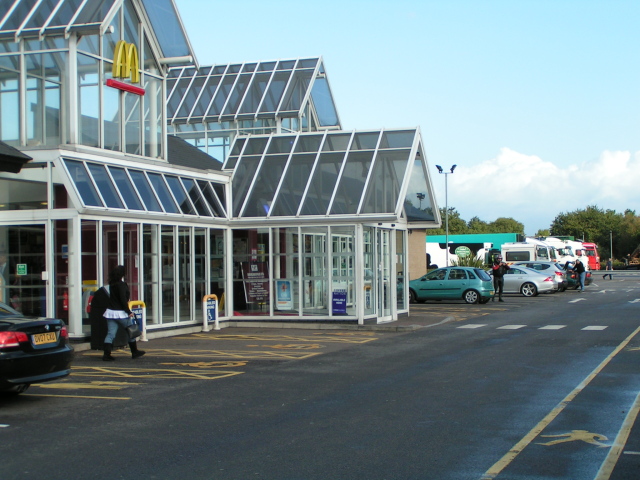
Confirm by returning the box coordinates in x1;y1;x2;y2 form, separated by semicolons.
2;277;640;479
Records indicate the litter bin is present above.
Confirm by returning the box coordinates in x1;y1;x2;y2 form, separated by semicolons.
89;286;128;350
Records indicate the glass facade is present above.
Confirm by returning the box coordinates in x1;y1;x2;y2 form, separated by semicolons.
0;0;439;339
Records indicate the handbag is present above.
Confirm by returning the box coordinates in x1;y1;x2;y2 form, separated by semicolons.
126;320;142;339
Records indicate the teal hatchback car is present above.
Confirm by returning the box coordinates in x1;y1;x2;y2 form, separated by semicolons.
409;267;495;304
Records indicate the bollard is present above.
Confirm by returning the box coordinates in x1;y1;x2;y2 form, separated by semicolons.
202;294;219;332
128;300;147;342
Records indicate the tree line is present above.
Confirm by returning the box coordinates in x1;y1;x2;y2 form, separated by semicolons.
429;205;640;261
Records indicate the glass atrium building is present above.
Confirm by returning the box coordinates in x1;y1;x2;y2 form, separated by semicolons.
0;0;440;340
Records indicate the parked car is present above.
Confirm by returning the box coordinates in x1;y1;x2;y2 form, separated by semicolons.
0;301;74;395
409;267;494;304
498;265;558;296
510;261;568;292
563;262;594;289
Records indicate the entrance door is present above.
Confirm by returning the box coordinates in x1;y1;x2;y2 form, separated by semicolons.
0;225;47;317
376;229;392;321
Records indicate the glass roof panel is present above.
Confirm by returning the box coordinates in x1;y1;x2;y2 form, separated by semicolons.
243;137;269;155
258;70;290;114
86;163;124;209
238;71;270;115
186;67;218;118
165;175;196;215
63;159;102;207
257;61;276;71
322;133;351;151
310;76;339;127
2;0;37;32
266;136;295;155
211;183;226;213
279;68;313;114
108;167;144;210
208;73;236;117
47;0;83;28
330;151;374;215
242;154;289;217
175;73;207;119
405;158;436;222
129;170;163;212
167;74;194;118
299;151;345;215
147;172;180;213
197;180;225;217
231;156;261;217
351;132;379;150
221;73;252;118
270;152;317;216
23;0;63;30
140;0;193;59
379;130;416;149
181;177;211;216
74;0;117;25
360;149;408;214
294;134;323;153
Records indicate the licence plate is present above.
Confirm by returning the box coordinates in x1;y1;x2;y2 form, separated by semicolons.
33;332;57;345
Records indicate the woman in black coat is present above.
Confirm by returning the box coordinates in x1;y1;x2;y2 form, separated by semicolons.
103;265;145;361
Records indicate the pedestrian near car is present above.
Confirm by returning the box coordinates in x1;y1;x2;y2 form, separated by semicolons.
574;250;587;292
603;258;613;280
102;265;145;361
491;255;510;302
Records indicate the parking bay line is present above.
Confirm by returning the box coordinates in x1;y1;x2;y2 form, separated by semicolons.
480;324;640;479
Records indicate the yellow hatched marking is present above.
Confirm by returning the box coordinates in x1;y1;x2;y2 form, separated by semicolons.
24;394;130;400
189;333;378;344
71;366;243;380
34;381;141;390
146;348;323;360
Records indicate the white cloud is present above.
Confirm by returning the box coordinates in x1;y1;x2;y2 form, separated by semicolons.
432;148;640;235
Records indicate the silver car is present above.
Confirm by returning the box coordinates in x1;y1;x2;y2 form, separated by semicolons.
500;265;558;296
510;261;568;292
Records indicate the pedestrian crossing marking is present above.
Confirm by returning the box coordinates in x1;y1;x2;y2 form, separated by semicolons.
457;324;487;329
498;325;526;330
456;324;607;331
539;325;566;330
582;326;608;331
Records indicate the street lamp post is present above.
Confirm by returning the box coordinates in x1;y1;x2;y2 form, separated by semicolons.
436;164;456;266
610;230;613;260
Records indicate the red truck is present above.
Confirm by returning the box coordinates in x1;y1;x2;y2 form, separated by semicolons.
581;242;600;270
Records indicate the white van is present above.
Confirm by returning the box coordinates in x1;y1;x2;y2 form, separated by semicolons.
501;239;558;263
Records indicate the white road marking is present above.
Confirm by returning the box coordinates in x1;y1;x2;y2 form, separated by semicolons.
569;298;587;303
457;324;487;329
582;326;608;331
539;325;566;330
498;325;527;330
629;299;640;304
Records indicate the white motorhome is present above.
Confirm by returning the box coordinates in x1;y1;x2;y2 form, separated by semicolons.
501;238;558;263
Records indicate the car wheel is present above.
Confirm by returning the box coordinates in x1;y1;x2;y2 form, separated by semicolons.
463;289;480;304
409;290;421;304
1;384;30;396
521;282;538;297
479;297;490;304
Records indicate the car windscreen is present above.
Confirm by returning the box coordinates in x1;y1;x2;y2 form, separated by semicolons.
0;302;22;317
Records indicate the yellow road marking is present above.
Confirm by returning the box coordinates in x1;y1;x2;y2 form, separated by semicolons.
595;390;640;479
72;366;243;380
34;381;141;390
189;333;377;344
537;430;609;447
481;325;640;479
24;394;130;400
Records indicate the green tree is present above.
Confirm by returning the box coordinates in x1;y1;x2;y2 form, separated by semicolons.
536;229;551;237
467;216;490;233
489;217;525;234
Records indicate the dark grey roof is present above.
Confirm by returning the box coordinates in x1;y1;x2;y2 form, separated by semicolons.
167;135;221;171
0;141;32;173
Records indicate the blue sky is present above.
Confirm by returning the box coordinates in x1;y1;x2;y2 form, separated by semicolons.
174;0;640;234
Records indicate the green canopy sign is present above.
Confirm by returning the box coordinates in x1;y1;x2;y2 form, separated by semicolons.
455;246;471;257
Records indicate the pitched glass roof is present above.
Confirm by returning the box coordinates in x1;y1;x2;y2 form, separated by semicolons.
61;158;226;218
225;129;439;225
167;58;340;128
0;0;196;63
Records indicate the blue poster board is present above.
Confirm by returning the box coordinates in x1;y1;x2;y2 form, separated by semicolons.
206;298;217;324
332;289;347;315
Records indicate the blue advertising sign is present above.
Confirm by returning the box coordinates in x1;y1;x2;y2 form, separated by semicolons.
332;287;347;315
206;298;217;324
131;306;143;329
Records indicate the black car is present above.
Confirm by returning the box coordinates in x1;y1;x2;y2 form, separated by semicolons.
0;302;74;395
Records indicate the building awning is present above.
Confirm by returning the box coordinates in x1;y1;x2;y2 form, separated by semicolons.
59;157;227;218
0;140;32;173
167;57;340;128
224;129;440;226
